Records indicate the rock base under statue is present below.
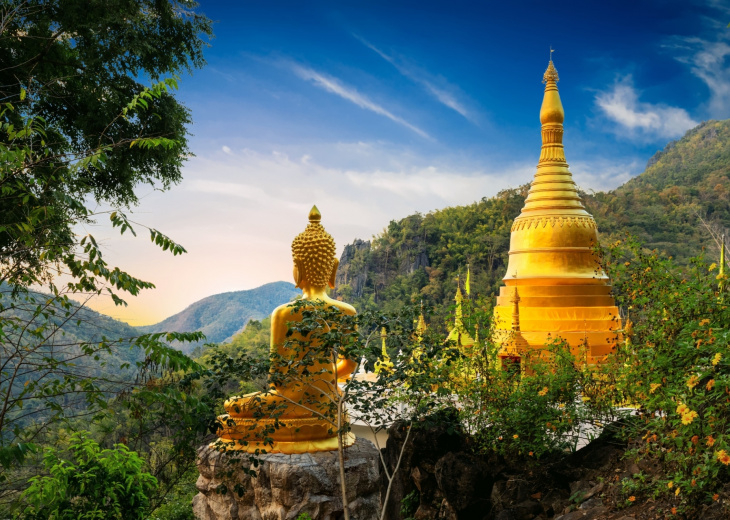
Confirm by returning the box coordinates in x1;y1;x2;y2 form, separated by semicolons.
192;438;380;520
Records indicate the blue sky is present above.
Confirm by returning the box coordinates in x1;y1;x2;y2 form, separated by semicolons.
88;0;730;324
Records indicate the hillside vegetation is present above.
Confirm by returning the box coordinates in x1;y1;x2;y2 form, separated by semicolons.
333;119;730;315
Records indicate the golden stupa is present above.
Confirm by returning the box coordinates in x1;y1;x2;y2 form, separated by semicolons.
493;59;621;365
215;206;358;453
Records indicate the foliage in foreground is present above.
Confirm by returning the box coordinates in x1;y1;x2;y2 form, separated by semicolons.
21;433;157;520
448;235;730;515
602;237;730;513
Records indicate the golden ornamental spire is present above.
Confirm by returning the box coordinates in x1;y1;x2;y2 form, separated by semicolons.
374;327;393;374
493;58;621;366
504;57;600;283
510;288;521;333
542;59;559;84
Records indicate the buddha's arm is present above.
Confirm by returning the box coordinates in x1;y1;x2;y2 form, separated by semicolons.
333;303;358;380
335;357;358;380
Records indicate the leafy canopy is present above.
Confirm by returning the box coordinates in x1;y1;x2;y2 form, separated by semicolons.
0;0;212;289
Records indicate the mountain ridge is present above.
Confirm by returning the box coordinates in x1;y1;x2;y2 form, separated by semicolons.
135;281;300;352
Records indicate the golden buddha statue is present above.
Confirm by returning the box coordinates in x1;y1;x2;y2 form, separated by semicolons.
215;206;358;453
493;59;621;366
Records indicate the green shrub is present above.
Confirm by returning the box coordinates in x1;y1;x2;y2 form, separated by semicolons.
21;432;157;520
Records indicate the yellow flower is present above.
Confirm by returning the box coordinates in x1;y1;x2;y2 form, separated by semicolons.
716;450;730;465
538;386;548;396
709;263;718;272
676;403;689;415
707;379;716;391
513;434;519;439
681;411;698;425
686;375;699;390
699;319;710;326
712;353;722;366
667;481;673;489
650;383;661;394
675;487;680;496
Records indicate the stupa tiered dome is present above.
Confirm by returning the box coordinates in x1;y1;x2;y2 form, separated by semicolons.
493;59;621;365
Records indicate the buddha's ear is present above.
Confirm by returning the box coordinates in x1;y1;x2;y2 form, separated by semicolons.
328;258;339;289
293;258;304;288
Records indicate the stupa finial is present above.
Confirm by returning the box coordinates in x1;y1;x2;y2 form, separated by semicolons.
543;57;559;85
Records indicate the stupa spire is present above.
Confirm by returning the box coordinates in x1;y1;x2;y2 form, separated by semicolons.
504;58;604;283
519;58;589;217
493;58;620;366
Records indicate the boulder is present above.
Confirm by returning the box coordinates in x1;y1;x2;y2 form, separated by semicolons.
193;438;380;520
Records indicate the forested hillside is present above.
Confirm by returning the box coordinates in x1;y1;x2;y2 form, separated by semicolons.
333;119;730;315
136;281;300;352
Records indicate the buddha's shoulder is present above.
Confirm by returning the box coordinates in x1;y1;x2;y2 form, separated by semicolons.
272;301;297;314
327;299;356;315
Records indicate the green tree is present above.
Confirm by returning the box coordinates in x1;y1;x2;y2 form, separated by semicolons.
0;0;212;289
21;432;158;520
0;0;214;513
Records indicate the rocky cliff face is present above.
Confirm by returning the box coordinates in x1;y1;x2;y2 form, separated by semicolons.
333;239;371;300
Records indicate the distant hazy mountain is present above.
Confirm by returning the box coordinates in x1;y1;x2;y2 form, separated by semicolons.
135;281;300;352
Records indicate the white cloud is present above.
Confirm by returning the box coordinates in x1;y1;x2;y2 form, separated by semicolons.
675;37;730;118
595;76;698;139
356;36;477;123
290;64;430;139
84;141;538;324
221;145;232;154
570;158;643;192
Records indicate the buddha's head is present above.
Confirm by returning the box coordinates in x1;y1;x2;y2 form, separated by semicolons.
291;205;339;290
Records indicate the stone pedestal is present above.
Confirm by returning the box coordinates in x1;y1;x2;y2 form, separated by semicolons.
192;438;381;520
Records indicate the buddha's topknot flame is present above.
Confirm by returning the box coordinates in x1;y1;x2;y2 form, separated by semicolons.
292;205;336;287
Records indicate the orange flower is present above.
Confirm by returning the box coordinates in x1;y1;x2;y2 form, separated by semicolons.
691;479;696;487
713;494;719;501
707;436;715;447
671;507;677;514
686;375;699;390
528;451;533;456
707;379;716;391
700;318;710;326
628;496;636;502
513;434;519;439
691;435;699;445
538;386;548;396
715;450;730;465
